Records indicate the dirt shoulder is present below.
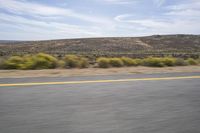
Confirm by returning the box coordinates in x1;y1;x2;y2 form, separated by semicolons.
0;66;199;78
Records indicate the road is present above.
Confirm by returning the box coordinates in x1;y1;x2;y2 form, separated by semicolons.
0;72;200;133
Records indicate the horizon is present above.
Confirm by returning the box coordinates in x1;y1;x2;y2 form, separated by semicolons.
0;34;199;41
0;0;200;40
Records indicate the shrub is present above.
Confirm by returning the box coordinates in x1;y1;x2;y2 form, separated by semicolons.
135;59;143;66
79;57;89;68
64;55;80;68
174;58;188;66
142;57;165;67
0;58;5;69
63;55;89;68
109;58;124;67
121;57;137;66
162;57;176;66
19;55;35;69
31;53;58;69
186;58;198;65
97;57;110;68
57;60;65;68
3;56;25;69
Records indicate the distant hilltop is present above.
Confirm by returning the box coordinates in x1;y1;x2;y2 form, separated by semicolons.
0;34;200;58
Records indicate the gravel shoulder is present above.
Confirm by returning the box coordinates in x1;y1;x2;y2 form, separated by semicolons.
0;66;200;78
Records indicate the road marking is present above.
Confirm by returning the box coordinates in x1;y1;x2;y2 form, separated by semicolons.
0;76;200;87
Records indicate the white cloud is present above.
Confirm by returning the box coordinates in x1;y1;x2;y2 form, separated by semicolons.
0;0;111;24
114;11;200;35
153;0;165;7
115;14;171;29
0;0;200;40
0;13;105;40
0;0;116;40
101;0;137;4
113;0;200;35
166;0;200;18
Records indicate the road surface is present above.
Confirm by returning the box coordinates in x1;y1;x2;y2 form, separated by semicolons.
0;72;200;133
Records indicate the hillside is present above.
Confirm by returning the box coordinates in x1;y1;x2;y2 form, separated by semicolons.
0;35;200;58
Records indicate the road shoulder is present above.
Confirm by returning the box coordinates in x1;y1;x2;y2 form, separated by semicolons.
0;66;200;78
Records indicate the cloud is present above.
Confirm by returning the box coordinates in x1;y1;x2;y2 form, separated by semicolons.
0;0;200;40
0;13;105;40
115;14;170;29
0;0;116;40
114;10;200;35
153;0;165;7
0;0;111;24
101;0;137;4
113;0;200;34
166;0;200;18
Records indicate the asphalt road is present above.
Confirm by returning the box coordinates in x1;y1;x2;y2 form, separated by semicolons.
0;72;200;133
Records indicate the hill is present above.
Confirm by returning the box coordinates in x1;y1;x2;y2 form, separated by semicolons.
0;35;200;58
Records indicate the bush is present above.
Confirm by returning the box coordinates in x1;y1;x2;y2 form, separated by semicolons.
0;58;5;69
3;56;25;69
2;53;58;70
142;57;179;67
97;57;110;68
79;57;89;68
142;57;165;67
64;55;89;68
175;58;188;66
135;59;143;65
186;58;198;65
57;60;65;68
162;57;176;66
109;58;124;67
121;57;138;66
64;55;80;68
31;53;58;69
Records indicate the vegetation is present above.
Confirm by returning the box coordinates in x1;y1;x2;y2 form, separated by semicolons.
174;58;188;66
109;58;124;67
186;58;198;65
0;53;199;70
63;55;89;68
1;53;58;70
97;57;200;68
97;58;110;68
0;35;200;58
121;57;138;66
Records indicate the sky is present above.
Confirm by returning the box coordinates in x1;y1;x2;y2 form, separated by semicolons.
0;0;200;40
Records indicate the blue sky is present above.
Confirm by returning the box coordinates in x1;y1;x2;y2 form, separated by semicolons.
0;0;200;40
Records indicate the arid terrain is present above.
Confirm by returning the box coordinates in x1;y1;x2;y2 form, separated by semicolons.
0;34;200;58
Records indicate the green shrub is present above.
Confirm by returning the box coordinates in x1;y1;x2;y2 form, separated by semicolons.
186;58;198;65
0;58;5;69
57;60;65;68
97;57;110;68
109;58;124;67
2;53;59;70
162;57;176;66
121;57;137;66
19;55;34;69
175;58;188;66
79;57;89;68
135;59;143;66
64;55;89;68
142;57;165;67
3;56;25;69
31;53;58;69
64;55;80;68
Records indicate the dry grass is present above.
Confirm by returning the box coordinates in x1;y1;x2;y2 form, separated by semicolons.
0;66;199;78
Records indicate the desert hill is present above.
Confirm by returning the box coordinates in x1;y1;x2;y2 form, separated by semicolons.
0;34;200;58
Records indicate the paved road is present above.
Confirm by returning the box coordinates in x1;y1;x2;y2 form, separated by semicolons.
0;72;200;133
